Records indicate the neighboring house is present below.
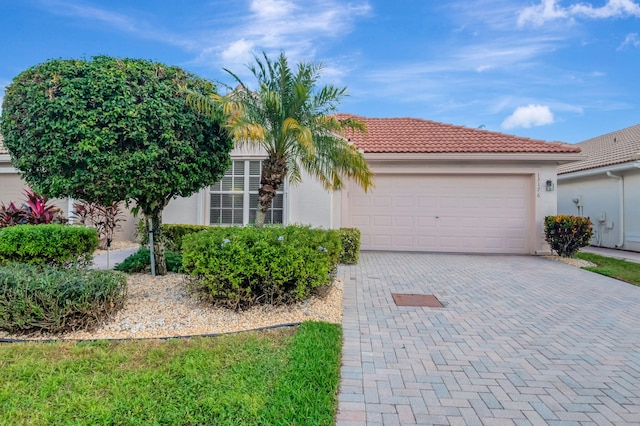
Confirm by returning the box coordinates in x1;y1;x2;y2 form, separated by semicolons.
557;124;640;252
164;115;582;255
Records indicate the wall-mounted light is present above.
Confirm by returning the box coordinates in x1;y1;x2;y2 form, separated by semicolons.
546;180;555;192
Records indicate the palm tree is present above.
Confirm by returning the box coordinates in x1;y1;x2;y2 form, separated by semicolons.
186;52;373;227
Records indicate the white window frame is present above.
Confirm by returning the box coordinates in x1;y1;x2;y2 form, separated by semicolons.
207;158;288;226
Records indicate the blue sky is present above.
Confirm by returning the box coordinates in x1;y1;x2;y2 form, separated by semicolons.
1;0;639;143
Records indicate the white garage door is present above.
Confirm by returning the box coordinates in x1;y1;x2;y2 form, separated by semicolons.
348;174;532;254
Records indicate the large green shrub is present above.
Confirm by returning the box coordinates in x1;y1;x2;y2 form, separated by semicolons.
0;224;98;267
0;263;127;334
115;248;183;273
544;215;593;258
337;228;361;264
182;225;341;309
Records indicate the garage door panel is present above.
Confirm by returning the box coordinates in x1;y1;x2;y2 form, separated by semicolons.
349;174;531;254
394;216;414;226
352;215;371;226
374;215;392;226
418;197;437;208
374;196;392;208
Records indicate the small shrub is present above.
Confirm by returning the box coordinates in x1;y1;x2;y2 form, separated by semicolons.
73;200;125;250
0;263;127;334
544;215;593;258
337;228;361;264
137;221;210;252
115;248;183;273
0;224;98;267
182;225;341;309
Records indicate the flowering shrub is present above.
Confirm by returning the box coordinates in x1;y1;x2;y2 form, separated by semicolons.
182;225;341;309
544;215;593;258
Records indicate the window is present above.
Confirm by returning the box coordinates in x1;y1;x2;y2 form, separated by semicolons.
210;160;284;225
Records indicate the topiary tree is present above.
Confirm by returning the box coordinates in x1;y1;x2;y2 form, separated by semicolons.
0;56;233;274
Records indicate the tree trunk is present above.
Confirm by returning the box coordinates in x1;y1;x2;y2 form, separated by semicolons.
255;157;287;228
149;213;167;275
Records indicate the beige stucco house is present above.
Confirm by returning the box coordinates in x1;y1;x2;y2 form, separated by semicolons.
557;124;640;252
164;115;583;255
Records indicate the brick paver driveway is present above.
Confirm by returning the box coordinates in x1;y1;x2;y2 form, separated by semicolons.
336;252;640;425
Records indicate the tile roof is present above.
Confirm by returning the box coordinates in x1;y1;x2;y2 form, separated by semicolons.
336;114;581;154
557;124;640;174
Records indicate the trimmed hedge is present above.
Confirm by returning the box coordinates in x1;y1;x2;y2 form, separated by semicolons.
115;248;183;273
337;228;361;264
544;215;593;258
0;263;127;334
182;225;341;309
0;224;98;268
139;222;361;263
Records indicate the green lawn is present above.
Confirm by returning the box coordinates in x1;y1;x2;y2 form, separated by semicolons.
0;321;342;426
575;252;640;286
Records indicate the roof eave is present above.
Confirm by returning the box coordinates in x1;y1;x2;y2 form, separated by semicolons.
364;152;586;163
558;161;640;181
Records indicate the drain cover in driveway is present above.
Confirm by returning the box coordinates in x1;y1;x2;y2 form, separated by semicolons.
391;293;444;308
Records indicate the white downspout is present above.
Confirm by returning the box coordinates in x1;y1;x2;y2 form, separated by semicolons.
606;171;624;248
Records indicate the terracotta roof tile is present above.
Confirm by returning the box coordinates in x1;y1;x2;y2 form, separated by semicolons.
335;114;581;154
557;124;640;174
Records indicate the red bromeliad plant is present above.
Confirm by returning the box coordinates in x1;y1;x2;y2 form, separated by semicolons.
0;189;63;228
22;189;60;224
0;201;27;228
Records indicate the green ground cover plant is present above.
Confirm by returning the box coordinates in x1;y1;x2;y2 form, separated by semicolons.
575;252;640;287
0;321;341;426
115;248;183;273
0;263;127;334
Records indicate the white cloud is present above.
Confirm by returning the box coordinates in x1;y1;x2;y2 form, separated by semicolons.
203;0;372;71
38;0;196;49
618;32;640;49
501;104;554;129
517;0;568;27
221;39;254;64
518;0;640;27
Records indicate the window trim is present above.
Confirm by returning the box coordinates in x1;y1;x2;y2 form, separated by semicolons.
206;158;288;226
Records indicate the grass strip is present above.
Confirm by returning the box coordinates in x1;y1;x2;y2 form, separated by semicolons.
258;321;343;425
575;252;640;286
0;321;342;425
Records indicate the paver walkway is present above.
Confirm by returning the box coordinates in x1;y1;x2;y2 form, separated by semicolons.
336;252;640;425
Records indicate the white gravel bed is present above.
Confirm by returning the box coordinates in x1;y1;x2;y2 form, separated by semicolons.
0;273;343;341
543;255;596;268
